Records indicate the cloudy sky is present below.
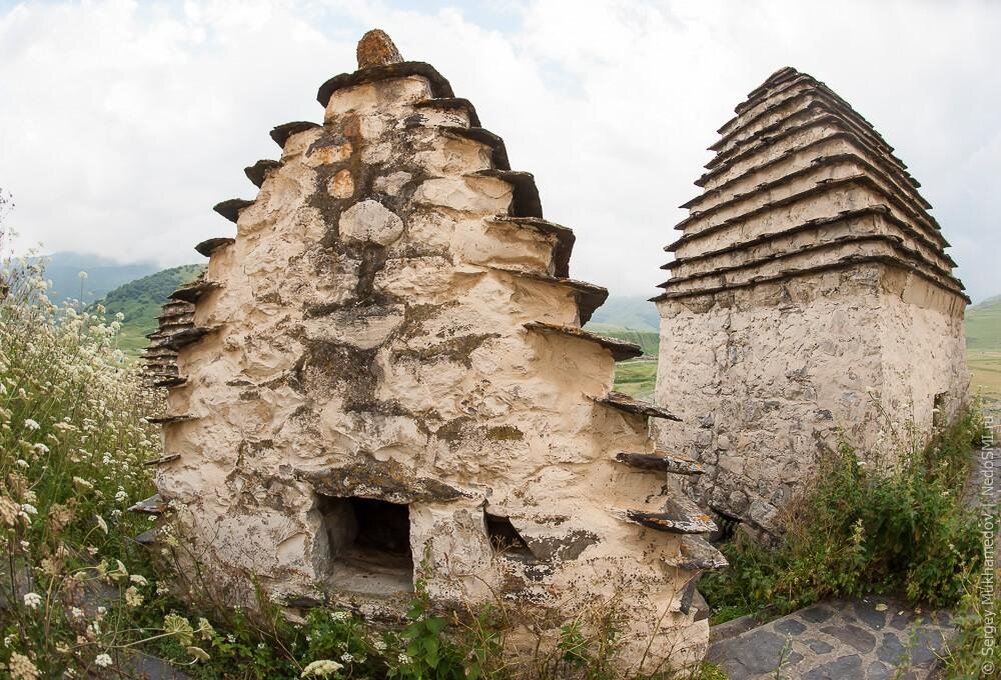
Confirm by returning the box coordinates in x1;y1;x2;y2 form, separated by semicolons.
1;0;998;302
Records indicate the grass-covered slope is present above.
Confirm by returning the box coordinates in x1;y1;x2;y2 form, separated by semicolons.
98;264;204;354
966;295;1001;398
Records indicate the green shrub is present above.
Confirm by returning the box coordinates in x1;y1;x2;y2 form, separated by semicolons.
701;408;988;622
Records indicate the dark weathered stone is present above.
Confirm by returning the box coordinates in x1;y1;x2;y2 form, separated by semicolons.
213;198;254;223
800;605;835;624
614;451;703;474
146;415;195;426
852;600;889;629
168;281;220;304
356;29;403;68
802;654;863;680
774;617;808;635
596;391;681;421
876;632;905;664
820;623;877;654
707;630;788;674
244;159;283;188
624;497;716;535
866;660;891;680
806;639;834;654
270;121;320;149
143;454;181;467
299;459;466;505
194;236;235;258
128;494;166;515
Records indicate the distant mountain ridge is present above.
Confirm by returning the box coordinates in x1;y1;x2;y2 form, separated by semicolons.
586;295;660;332
966;294;1001;351
36;251;159;305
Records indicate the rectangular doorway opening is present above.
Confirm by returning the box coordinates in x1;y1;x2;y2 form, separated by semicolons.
318;495;414;595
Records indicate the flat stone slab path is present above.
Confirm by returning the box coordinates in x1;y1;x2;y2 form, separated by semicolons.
707;596;956;679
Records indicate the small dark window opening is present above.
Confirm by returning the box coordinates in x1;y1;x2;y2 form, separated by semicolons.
318;495;414;594
485;512;533;559
709;506;741;544
933;392;948;428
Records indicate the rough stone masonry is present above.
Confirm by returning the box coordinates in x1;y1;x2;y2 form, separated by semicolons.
653;67;969;535
141;30;723;671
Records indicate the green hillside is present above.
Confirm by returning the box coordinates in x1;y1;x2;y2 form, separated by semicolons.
967;295;1001;398
585;322;660;356
98;264;204;354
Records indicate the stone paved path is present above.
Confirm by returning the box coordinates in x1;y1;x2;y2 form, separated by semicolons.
706;596;956;679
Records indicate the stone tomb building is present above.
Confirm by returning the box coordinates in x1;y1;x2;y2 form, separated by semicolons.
653;68;968;534
142;32;723;669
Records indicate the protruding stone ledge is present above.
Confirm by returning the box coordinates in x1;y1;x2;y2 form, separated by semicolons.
161;326;220;351
471;169;542;218
143;454;181;467
213;199;254;224
663;535;729;571
676;152;935;239
270;121;321;149
668;174;947;253
660;234;964;296
128;494;167;516
697;112;917;196
594;391;681;421
146;414;197;425
669;205;954;275
414;97;480;127
652;253;971;305
505;270;607;324
524;321;642;361
441;126;510;171
244;159;283;188
614;452;704;475
194;237;235;258
152;376;187;389
621;502;717;534
316;61;455;107
487;216;575;278
298;460;466;505
169;280;221;304
134;530;157;546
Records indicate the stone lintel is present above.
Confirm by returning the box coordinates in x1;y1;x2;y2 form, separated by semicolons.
524;321;642;361
614;452;704;475
595;391;681;421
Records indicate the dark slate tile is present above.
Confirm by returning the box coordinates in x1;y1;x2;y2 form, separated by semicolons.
774;617;808;635
820;623;877;654
801;604;835;624
807;639;835;654
877;632;906;665
802;654;864;680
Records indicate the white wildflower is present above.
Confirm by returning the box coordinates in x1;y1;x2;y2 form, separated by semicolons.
95;515;108;534
20;504;37;516
31;443;48;454
125;586;143;608
8;652;40;680
23;419;40;431
301;660;344;677
94;653;112;668
23;592;42;609
129;574;148;586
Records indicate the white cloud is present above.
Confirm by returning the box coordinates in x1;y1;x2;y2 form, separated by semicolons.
1;0;998;301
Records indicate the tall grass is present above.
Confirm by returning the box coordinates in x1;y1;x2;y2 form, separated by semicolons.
701;407;989;621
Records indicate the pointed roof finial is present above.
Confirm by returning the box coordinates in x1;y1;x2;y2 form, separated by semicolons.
357;29;403;69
